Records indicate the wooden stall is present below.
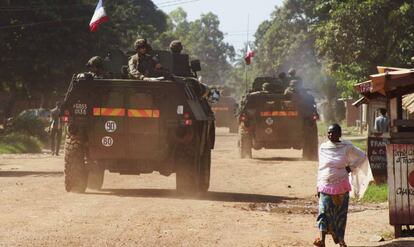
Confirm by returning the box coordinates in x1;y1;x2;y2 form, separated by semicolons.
355;66;414;237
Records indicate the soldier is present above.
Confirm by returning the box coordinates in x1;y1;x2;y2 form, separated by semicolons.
86;56;110;78
284;80;316;118
288;68;302;83
262;82;273;93
77;56;110;79
249;82;273;96
284;79;302;96
128;38;162;80
170;40;183;54
278;72;289;89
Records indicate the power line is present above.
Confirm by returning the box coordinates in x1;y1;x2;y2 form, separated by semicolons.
154;0;187;5
157;0;201;8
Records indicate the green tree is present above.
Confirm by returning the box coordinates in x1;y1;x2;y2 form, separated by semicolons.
253;0;322;89
314;0;414;97
0;0;168;122
166;8;235;84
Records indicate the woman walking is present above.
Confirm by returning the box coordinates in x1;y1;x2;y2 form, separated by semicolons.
313;124;369;247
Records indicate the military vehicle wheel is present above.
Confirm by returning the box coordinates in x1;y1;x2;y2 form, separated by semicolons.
87;162;105;190
64;135;88;193
176;133;201;195
239;128;252;159
302;121;318;161
199;149;211;192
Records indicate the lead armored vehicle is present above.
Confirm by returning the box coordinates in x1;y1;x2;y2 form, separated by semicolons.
62;50;215;194
238;77;318;160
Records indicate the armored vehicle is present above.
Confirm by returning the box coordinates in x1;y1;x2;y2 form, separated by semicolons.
210;86;238;133
238;77;318;160
61;50;215;194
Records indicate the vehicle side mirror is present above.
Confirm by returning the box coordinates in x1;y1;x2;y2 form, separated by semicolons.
190;60;201;72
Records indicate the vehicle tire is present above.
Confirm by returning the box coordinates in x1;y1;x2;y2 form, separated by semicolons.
87;162;105;190
199;148;211;192
302;121;318;161
64;135;88;193
239;127;252;159
176;133;201;195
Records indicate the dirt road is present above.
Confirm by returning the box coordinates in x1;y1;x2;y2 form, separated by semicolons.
0;128;411;246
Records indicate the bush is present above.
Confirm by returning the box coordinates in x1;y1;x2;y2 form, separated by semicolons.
0;133;42;154
6;115;48;142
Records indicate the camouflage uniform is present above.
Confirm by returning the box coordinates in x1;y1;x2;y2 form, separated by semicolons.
287;68;302;83
128;39;161;80
77;56;110;79
278;72;289;89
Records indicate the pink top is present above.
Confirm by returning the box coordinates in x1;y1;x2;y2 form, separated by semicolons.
317;140;366;195
317;177;352;195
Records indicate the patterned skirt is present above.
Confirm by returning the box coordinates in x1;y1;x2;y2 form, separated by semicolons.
317;192;349;243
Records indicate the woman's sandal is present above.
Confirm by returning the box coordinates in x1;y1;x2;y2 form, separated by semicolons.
313;237;325;247
339;240;347;247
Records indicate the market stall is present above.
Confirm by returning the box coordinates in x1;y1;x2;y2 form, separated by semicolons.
355;66;414;237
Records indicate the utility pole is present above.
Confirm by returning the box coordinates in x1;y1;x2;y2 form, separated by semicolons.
244;14;250;94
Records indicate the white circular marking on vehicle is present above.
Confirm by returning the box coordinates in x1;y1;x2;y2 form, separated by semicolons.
265;128;273;135
265;117;274;125
102;136;114;147
105;121;117;133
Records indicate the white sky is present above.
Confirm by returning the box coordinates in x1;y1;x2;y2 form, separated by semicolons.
156;0;284;53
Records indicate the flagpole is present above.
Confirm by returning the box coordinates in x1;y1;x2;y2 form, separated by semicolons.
244;14;249;94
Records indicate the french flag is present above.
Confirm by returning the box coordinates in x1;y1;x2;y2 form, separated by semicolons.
244;44;255;65
89;0;109;32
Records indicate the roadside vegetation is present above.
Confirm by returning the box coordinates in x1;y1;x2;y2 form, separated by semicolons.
0;133;42;154
361;183;388;203
0;116;46;154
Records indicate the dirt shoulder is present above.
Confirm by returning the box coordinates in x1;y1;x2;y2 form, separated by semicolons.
0;128;411;246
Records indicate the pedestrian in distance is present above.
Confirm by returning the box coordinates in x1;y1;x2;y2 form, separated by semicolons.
49;101;63;156
314;123;371;247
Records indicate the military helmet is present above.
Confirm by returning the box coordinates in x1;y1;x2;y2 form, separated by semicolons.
288;68;296;76
278;72;287;79
86;56;103;68
134;38;148;50
169;40;183;53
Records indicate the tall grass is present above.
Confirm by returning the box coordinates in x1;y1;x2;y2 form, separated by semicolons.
361;183;388;203
0;133;42;154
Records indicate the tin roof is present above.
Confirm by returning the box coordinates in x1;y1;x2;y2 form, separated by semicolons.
354;66;414;97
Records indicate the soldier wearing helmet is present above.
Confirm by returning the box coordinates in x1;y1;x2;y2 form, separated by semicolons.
284;79;302;96
287;68;302;83
278;71;289;89
77;56;110;79
169;40;183;54
128;38;162;80
284;79;316;119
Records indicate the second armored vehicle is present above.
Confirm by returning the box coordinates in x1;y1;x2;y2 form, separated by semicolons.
238;77;318;160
